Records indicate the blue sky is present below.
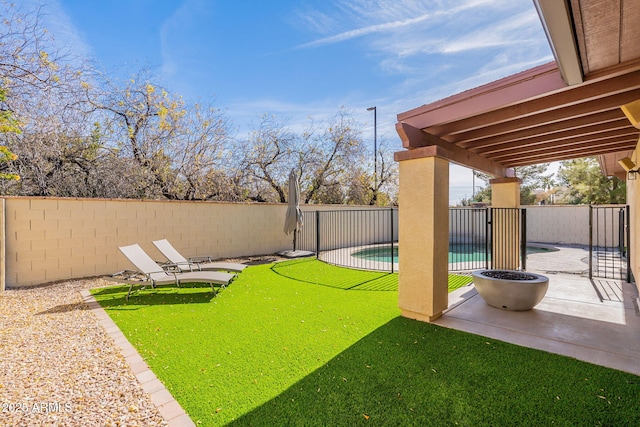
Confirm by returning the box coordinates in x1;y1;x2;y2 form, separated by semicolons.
31;0;553;204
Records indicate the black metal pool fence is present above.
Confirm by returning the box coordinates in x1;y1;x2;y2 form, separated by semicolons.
296;208;398;272
295;207;526;273
589;205;631;282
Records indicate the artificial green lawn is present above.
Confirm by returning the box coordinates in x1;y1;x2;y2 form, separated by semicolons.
92;259;640;426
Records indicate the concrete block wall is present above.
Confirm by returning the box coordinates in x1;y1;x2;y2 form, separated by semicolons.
3;197;298;288
526;205;590;245
526;205;628;246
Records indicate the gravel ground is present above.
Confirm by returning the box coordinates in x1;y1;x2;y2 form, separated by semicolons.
0;254;288;426
0;278;167;426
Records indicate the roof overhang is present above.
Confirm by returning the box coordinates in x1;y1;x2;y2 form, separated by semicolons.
533;0;583;85
395;0;640;179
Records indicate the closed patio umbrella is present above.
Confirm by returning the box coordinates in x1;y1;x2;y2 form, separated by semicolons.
284;169;303;251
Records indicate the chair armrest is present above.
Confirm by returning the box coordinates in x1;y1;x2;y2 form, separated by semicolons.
159;262;182;273
189;256;213;263
107;270;149;283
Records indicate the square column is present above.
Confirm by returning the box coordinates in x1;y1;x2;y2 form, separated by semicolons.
490;177;521;208
490;177;522;270
397;155;449;322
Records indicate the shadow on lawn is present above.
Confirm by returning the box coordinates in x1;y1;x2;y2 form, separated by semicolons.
226;316;639;427
92;284;218;308
271;258;472;292
271;257;399;291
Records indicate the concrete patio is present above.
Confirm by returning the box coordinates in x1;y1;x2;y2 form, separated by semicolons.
436;245;640;376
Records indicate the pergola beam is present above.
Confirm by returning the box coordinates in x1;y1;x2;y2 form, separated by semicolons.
449;89;640;145
474;128;639;157
394;122;509;177
458;111;627;149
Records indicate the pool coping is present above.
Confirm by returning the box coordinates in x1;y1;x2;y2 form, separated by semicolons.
319;243;399;272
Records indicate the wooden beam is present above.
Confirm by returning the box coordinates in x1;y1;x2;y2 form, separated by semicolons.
457;111;627;149
394;145;453;162
500;142;639;167
395;122;508;177
447;89;640;144
474;128;639;157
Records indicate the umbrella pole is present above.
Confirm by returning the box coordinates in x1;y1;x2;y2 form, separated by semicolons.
293;229;297;251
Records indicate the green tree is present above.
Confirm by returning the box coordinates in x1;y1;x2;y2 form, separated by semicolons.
556;157;625;204
368;138;398;205
0;1;113;195
0;2;67;96
0;1;72;185
0;1;403;203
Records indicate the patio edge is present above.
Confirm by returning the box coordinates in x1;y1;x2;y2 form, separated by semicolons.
79;289;196;427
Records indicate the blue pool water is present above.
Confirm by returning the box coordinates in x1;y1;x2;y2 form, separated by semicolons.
352;244;552;263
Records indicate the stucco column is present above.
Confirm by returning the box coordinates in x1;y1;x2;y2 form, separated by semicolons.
490;177;521;270
626;144;639;294
397;155;449;322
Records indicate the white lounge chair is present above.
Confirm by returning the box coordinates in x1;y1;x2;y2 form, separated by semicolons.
152;239;247;273
113;244;235;299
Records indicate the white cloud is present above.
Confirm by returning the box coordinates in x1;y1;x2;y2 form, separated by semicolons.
289;0;551;108
440;10;542;53
290;10;340;36
226;98;346;137
293;0;547;64
292;0;511;51
294;12;434;49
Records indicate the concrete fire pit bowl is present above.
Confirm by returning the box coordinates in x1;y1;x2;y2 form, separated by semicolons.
471;269;549;311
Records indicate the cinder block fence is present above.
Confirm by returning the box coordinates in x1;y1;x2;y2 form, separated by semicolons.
1;197;297;290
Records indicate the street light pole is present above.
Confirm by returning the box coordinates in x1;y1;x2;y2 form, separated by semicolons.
367;106;377;205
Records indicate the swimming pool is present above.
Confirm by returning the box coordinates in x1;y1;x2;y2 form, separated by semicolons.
351;244;555;263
